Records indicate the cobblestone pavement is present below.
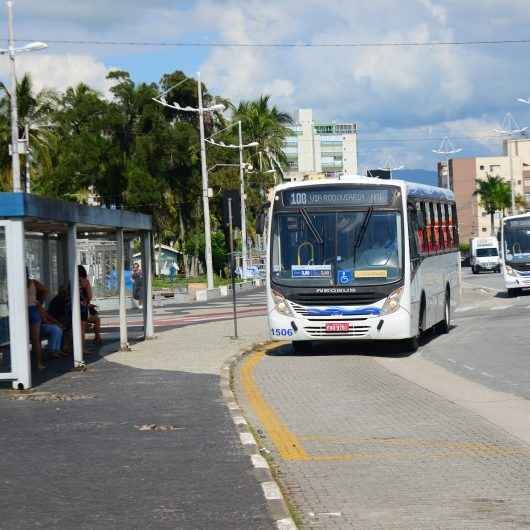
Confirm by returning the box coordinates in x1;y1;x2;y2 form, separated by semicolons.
0;311;273;529
235;342;530;529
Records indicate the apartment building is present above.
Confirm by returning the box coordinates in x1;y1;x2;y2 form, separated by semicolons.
283;109;358;180
441;138;530;241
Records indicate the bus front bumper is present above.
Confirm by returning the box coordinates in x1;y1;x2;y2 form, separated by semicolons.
268;306;413;342
504;274;530;290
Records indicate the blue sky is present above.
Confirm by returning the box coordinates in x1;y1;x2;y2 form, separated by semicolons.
3;0;530;172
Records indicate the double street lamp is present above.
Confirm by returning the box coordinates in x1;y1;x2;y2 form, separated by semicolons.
493;112;528;213
153;73;225;290
207;121;258;278
0;1;47;192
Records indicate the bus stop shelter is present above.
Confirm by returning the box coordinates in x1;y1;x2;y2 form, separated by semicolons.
0;193;154;390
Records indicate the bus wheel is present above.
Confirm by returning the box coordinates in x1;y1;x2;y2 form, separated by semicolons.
472;266;478;274
406;298;425;352
508;288;521;297
292;341;312;354
437;292;450;334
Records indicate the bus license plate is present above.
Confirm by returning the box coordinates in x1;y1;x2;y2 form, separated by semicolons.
326;322;349;332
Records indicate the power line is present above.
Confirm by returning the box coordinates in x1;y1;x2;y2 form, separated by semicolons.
6;37;530;48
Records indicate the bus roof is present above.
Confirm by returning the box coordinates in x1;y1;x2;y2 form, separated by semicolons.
503;212;530;222
272;175;455;202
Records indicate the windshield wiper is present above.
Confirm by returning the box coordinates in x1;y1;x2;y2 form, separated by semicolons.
353;206;373;265
299;208;323;245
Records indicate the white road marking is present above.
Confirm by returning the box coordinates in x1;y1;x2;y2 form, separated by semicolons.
227;402;239;410
525;305;530;309
251;454;270;469
232;416;247;426
490;305;513;311
455;306;476;313
240;432;256;445
262;481;282;500
276;519;297;530
463;365;475;371
481;371;495;378
447;358;457;363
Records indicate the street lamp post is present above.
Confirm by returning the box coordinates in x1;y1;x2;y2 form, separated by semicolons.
153;73;224;290
196;73;215;290
494;112;528;213
2;2;47;193
432;136;462;190
207;122;258;278
1;1;47;192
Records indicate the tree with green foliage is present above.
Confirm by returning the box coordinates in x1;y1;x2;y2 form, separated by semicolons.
0;73;58;191
474;175;512;235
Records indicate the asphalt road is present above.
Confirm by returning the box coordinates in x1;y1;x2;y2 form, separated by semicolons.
420;266;530;400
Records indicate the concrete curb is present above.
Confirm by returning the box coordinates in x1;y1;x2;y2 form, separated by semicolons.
220;343;297;530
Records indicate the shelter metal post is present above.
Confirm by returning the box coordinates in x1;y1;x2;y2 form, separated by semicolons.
142;231;154;339
41;234;51;296
67;224;83;366
7;220;31;389
117;229;128;350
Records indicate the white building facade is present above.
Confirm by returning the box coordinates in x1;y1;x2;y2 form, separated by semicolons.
283;109;358;180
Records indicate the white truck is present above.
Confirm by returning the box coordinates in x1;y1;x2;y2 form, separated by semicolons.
470;236;501;274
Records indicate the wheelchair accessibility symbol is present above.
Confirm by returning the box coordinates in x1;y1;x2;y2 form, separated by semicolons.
337;269;353;284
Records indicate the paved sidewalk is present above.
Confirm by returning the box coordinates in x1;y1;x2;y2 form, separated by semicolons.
235;342;530;529
0;316;273;530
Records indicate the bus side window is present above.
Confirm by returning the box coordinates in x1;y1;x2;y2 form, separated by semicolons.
451;203;459;249
416;202;425;254
425;202;434;254
408;204;420;264
443;203;451;250
437;203;446;251
421;202;426;254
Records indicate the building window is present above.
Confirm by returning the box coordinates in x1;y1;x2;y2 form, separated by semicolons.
525;193;530;203
480;165;485;170
524;178;530;187
482;227;487;232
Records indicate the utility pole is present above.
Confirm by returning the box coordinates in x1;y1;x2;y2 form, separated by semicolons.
238;121;248;278
6;0;20;192
24;121;30;192
197;72;215;290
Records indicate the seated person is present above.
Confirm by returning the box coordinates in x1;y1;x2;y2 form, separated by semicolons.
88;304;102;345
48;286;71;329
37;304;66;359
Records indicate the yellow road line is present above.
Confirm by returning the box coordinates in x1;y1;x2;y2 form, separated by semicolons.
239;347;530;463
240;348;310;461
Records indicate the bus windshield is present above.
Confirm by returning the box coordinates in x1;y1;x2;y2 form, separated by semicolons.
476;248;498;257
504;218;530;263
271;209;403;286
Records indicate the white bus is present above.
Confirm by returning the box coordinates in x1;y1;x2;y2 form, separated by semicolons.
261;176;461;352
501;213;530;296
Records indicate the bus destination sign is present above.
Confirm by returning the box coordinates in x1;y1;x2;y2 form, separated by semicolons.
283;187;394;207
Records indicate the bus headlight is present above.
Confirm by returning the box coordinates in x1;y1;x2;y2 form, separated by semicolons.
272;290;294;317
505;265;517;276
381;287;403;316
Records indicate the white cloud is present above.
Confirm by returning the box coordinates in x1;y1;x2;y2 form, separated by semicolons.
0;54;114;96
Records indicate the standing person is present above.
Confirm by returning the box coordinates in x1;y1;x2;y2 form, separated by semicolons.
132;262;144;309
78;265;93;356
27;270;48;370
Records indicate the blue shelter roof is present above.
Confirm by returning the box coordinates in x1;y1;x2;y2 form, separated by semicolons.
0;193;152;231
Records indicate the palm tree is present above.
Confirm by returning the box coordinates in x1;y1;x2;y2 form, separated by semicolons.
515;193;527;212
474;175;512;235
0;73;58;191
232;95;293;180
